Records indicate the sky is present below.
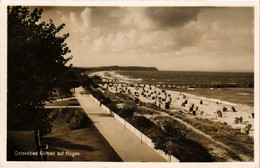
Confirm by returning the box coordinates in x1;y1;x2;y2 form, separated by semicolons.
37;6;254;71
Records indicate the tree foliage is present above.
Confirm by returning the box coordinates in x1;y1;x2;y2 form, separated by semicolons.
58;69;81;97
8;6;72;135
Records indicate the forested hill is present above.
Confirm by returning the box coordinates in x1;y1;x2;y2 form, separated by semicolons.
73;66;159;72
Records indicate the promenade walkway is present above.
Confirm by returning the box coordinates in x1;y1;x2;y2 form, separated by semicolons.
45;106;82;108
75;87;166;162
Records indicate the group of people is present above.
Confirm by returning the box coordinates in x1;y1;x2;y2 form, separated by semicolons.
94;74;254;136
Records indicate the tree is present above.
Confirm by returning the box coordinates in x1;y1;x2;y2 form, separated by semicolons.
8;6;72;136
58;69;81;97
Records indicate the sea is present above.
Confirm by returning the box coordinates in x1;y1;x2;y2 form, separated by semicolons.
114;71;254;107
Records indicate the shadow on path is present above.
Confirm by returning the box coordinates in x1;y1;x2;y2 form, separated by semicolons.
43;137;96;151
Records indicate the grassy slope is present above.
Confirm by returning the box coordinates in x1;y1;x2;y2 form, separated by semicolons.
141;100;254;160
175;113;254;158
42;108;122;161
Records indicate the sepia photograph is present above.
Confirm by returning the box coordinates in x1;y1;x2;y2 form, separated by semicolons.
1;1;259;168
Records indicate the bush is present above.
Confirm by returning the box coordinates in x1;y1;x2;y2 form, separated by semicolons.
135;116;154;129
118;107;135;118
107;104;119;114
151;122;214;162
101;97;111;105
65;111;75;123
91;88;105;101
52;114;58;120
68;110;91;130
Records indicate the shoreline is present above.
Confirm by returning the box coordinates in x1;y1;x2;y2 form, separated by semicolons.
91;71;254;109
90;71;254;137
168;89;254;112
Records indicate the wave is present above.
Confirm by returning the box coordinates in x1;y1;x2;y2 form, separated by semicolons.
167;90;253;113
237;93;250;96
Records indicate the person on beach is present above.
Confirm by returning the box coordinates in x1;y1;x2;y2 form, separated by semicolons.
185;100;188;104
232;106;237;112
239;117;243;123
192;111;196;116
181;102;185;107
217;110;222;117
234;118;239;124
245;123;252;134
195;106;199;110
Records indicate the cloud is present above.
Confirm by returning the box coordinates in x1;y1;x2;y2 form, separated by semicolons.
120;8;154;31
69;12;77;24
144;7;201;28
80;7;92;29
38;6;254;71
194;7;254;55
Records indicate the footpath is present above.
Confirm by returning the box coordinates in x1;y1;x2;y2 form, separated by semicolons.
75;87;167;162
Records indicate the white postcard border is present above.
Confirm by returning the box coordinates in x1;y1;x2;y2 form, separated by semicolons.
0;1;259;168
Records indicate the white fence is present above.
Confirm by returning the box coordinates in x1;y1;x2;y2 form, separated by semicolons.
90;94;179;162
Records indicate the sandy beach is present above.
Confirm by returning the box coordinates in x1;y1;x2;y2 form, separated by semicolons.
90;71;254;137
